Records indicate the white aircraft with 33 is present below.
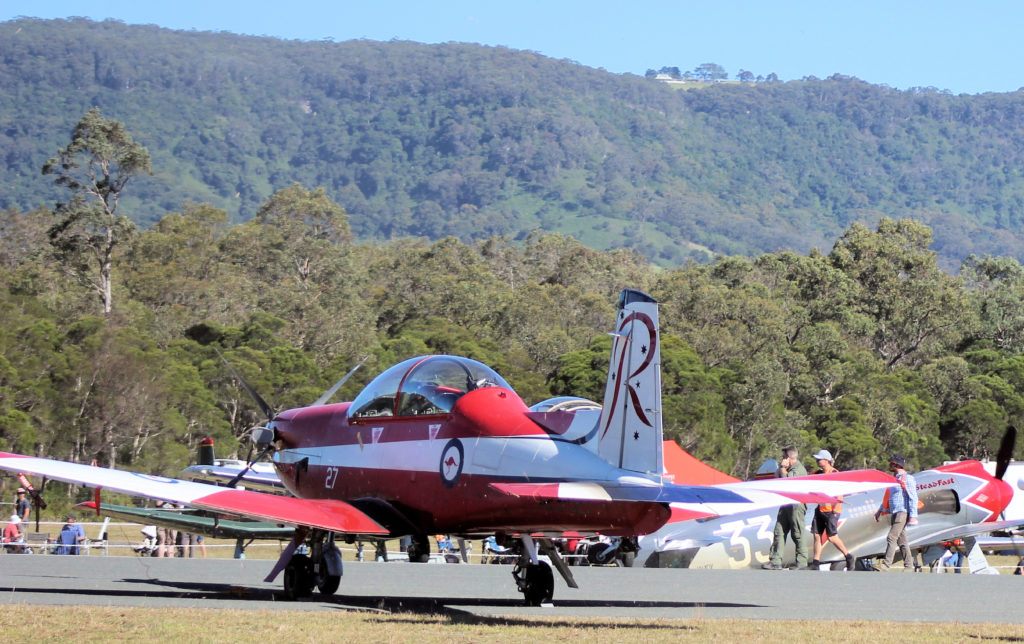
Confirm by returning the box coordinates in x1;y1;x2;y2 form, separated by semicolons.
637;430;1020;572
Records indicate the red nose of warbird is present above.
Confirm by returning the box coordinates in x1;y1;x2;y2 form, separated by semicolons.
934;460;1015;521
976;475;1015;521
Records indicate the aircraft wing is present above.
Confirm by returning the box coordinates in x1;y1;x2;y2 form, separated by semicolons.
0;451;387;535
179;463;285;493
76;501;297;541
716;469;898;501
905;518;1024;548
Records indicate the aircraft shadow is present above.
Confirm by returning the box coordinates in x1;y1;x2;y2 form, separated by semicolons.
0;580;280;603
325;595;765;627
1;577;764;622
137;578;765;621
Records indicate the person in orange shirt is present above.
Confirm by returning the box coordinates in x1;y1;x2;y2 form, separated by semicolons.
807;450;856;571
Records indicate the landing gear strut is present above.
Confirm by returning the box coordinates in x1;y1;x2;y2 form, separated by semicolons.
272;529;344;600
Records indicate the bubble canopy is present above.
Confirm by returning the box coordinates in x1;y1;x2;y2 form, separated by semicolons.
348;355;512;419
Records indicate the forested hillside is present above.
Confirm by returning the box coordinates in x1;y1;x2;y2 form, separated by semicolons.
5;18;1024;269
4;169;1024;507
5;19;1024;514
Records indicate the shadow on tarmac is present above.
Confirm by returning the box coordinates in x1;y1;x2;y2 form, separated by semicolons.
1;575;764;621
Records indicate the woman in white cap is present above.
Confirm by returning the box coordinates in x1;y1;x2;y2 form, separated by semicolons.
807;449;856;570
3;514;25;553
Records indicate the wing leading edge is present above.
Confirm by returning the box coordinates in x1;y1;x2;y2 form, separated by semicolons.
76;501;297;540
0;452;386;535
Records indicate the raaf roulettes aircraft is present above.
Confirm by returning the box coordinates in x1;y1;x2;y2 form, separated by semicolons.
0;289;896;604
638;432;1021;572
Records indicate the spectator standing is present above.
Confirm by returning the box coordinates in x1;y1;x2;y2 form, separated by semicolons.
761;446;808;570
806;449;856;571
152;500;176;557
15;488;30;523
872;454;919;571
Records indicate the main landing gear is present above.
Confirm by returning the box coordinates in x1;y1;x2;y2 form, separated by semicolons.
405;533;431;563
276;529;343;600
511;536;577;606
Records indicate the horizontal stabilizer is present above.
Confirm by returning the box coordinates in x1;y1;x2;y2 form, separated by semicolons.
491;480;751;505
906;518;1024;548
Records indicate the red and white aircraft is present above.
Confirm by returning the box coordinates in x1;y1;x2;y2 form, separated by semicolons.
638;438;1021;572
0;289;895;604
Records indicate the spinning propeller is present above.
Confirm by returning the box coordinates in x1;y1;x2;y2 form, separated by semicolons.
993;426;1023;569
220;353;368;489
995;425;1016;482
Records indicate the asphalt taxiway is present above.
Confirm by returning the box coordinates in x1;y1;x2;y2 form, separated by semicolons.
2;555;1023;622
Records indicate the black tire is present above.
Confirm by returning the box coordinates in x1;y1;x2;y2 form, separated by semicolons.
618;550;636;567
283;553;315;600
587;542;615;565
522;562;554;606
407;534;430;563
317;564;341;596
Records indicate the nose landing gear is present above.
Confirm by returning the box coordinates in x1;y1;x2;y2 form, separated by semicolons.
513;559;554;606
511;536;576;606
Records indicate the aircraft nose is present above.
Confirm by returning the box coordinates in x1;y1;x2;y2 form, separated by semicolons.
977;476;1015;521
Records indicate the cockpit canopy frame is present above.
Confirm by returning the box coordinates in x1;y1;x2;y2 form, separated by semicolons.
348;355;512;420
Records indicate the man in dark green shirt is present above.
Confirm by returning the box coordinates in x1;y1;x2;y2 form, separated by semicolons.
761;445;808;570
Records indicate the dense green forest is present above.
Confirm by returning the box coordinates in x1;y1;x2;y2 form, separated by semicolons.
5;18;1024;269
5;102;1024;500
5;19;1024;514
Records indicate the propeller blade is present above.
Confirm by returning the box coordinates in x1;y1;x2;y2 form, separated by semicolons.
217;350;275;422
312;355;369;406
227;443;275;489
996;426;1017;481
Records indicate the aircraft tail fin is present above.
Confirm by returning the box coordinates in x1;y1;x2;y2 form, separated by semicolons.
596;289;663;476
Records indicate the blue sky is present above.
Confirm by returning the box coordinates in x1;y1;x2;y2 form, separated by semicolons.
4;1;1023;95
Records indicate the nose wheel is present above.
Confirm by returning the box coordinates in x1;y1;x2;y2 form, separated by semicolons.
513;560;554;606
511;535;571;606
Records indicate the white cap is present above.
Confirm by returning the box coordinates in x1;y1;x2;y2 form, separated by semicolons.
812;449;833;462
9;514;20;525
